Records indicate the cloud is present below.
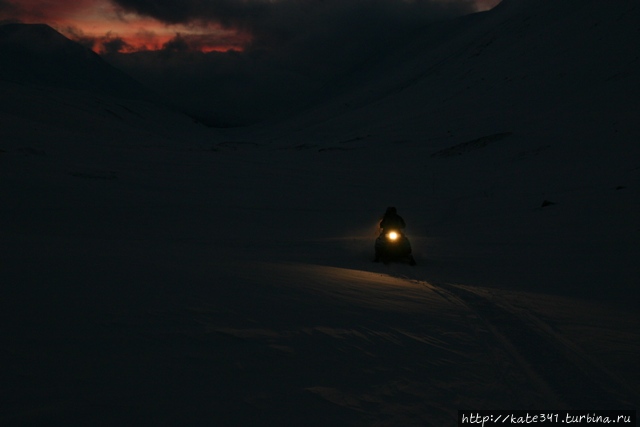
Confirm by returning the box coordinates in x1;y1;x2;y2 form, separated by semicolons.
2;0;488;55
161;34;189;52
109;0;480;51
0;1;23;24
0;0;255;53
160;32;245;53
110;0;267;28
60;25;99;50
0;0;19;21
59;25;135;53
101;34;134;53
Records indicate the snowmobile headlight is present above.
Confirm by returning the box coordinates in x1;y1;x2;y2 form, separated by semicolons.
387;231;399;241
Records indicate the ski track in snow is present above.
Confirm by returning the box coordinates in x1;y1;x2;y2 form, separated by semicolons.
425;281;639;409
220;262;640;415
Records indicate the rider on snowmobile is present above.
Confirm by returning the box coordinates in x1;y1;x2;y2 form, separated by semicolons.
379;206;406;232
374;206;415;264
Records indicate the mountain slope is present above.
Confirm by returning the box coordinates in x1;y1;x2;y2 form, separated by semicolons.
0;23;154;101
0;23;213;149
250;0;640;147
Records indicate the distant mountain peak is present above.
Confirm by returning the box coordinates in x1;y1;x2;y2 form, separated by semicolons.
0;23;89;57
0;23;155;101
1;22;67;39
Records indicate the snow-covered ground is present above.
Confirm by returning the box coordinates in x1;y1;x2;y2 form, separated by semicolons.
1;0;639;425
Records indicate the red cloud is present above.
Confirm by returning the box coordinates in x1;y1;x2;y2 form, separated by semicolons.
0;0;250;53
1;0;498;54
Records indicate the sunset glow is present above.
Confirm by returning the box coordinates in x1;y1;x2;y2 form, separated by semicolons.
67;23;248;54
1;0;499;54
0;0;250;53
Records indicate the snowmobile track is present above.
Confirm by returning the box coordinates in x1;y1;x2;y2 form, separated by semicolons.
427;282;637;409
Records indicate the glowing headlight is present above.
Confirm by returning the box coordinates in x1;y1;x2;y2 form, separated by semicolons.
387;231;399;241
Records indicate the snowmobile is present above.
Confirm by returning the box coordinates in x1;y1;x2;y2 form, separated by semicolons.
374;229;416;265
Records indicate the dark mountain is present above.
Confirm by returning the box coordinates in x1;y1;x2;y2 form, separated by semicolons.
0;23;210;147
250;0;640;146
0;23;156;101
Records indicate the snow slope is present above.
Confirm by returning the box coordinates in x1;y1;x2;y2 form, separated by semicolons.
248;0;640;148
1;1;639;425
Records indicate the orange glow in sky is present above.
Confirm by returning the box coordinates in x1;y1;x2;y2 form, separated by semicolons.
65;23;248;54
1;0;500;54
0;0;249;53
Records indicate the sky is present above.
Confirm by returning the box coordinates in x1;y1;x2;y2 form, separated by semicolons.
0;0;501;54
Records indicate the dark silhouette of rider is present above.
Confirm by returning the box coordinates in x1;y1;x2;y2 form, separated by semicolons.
375;206;415;265
379;206;406;232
